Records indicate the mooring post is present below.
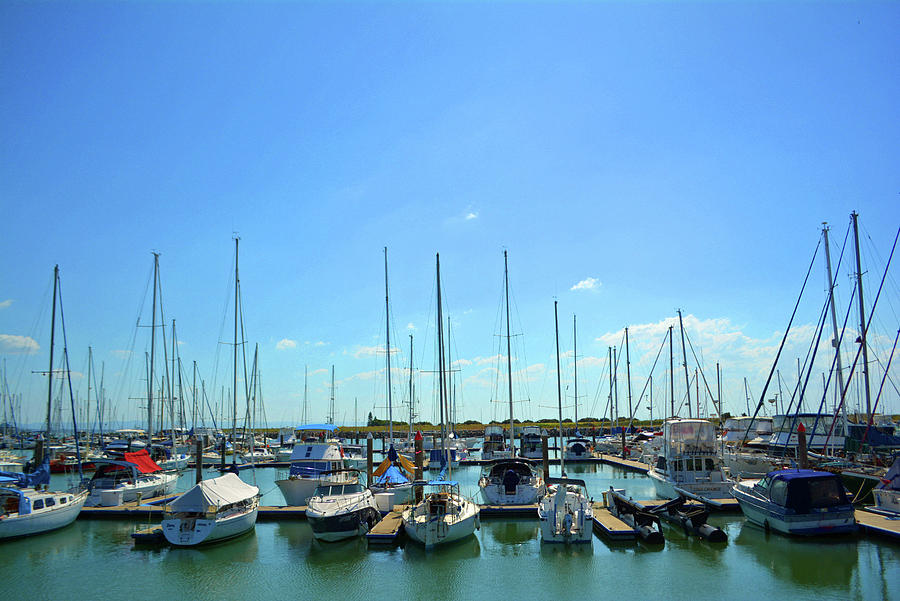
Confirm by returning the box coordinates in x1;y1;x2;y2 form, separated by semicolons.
541;430;550;481
220;438;226;471
195;438;203;484
797;422;808;469
414;430;424;503
366;433;374;485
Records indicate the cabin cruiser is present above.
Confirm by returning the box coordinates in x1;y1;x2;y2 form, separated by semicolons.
306;472;381;542
647;419;734;503
402;479;480;548
478;458;545;505
0;460;88;539
564;435;592;460
769;413;846;454
275;442;350;506
519;427;543;459
481;425;512;461
720;416;773;445
85;449;178;506
161;472;259;546
731;469;857;536
537;477;592;543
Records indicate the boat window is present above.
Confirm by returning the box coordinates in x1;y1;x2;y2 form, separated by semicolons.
705;458;716;471
45;497;56;507
807;478;846;508
33;499;44;510
61;496;68;504
770;480;788;506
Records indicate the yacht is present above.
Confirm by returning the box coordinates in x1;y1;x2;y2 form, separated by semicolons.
564;435;592;460
0;460;88;539
537;477;592;543
275;442;350;506
161;472;259;546
481;425;511;461
402;480;480;548
519;427;543;459
85;449;178;506
731;469;857;535
647;419;734;503
769;413;846;454
478;458;545;505
306;472;380;542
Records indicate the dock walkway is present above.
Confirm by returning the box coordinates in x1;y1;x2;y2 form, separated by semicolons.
856;508;900;540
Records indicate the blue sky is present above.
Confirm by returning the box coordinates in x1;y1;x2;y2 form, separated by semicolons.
1;1;898;431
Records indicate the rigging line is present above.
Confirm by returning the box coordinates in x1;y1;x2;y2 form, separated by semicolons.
625;327;669;428
54;271;84;479
741;235;822;448
871;351;900;399
824;225;900;447
682;328;721;419
863;328;900;444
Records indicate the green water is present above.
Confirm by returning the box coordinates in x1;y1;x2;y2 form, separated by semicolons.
2;463;897;601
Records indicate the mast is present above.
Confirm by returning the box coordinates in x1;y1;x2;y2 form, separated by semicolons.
170;319;177;446
149;254;159;445
192;360;197;431
86;346;92;439
98;360;105;441
851;212;872;419
822;223;849;433
409;334;414;439
504;251;515;455
554;300;565;476
42;265;59;460
668;325;674;418
329;366;335;424
607;347;613;429
612;347;618;429
232;238;239;461
625;326;633;424
302;365;308;424
384;247;393;444
435;253;448;474
573;315;578;428
677;309;691;418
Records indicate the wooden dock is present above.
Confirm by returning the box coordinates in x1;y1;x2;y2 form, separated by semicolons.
591;502;637;540
636;497;741;512
366;505;407;545
595;453;650;474
856;508;900;540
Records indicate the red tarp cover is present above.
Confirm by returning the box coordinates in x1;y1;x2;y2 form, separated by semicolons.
123;449;162;474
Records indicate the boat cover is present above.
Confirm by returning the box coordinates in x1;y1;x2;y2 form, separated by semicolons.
373;464;410;485
123;449;163;474
373;445;415;480
0;459;50;488
169;473;259;512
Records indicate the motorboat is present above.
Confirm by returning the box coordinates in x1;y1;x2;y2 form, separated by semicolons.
85;449;178;506
564;436;592;460
769;413;846;454
306;471;380;542
241;448;275;463
647;419;735;503
721;416;773;445
519;427;543;459
722;447;784;479
731;469;857;536
481;425;511;461
402;479;480;548
161;472;259;546
537;477;592;543
478;458;545;505
275;442;350;506
0;460;88;539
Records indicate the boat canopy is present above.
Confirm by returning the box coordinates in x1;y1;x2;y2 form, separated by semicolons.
123;449;163;473
0;459;50;488
373;464;410;485
373;445;415;480
763;469;851;511
546;477;588;489
169;473;259;513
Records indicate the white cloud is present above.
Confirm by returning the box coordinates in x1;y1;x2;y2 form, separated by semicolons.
353;344;399;358
465;212;478;220
0;334;39;354
570;277;601;292
406;323;416;331
314;341;328;347
0;299;12;310
111;350;132;358
276;338;297;351
309;368;328;376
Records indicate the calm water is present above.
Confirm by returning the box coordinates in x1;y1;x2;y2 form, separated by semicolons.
2;462;897;601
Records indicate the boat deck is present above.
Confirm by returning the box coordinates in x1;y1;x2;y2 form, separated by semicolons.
637;497;741;512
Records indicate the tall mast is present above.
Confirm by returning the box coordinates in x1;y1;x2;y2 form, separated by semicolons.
851;212;872;419
668;325;674;418
573;315;578;428
329;365;335;424
607;347;613;428
823;224;849;433
44;265;59;448
149;254;158;444
504;251;515;456
612;347;618;429
232;238;239;459
302;365;308;424
192;360;197;430
409;334;414;439
554;300;565;476
384;247;393;444
677;309;691;418
170;319;177;443
625;326;633;424
435;254;448;472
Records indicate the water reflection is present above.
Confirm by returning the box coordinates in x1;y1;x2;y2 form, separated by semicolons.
402;534;481;560
161;530;260;564
734;520;857;589
485;519;539;546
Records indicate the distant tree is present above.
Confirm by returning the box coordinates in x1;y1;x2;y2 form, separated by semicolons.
462;420;481;425
367;412;375;427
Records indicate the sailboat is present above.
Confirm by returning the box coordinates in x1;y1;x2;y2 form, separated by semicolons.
161;472;260;546
0;266;88;538
479;252;544;505
402;253;480;548
537;300;592;543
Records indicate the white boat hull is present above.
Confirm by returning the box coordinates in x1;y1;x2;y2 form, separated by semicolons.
0;490;87;539
537;488;592;543
732;482;856;535
647;468;734;501
162;506;258;546
479;481;543;505
86;472;178;506
873;488;900;515
402;496;480;548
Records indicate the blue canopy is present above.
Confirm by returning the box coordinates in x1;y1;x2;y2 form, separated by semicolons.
373;464;410;485
0;459;50;488
766;469;837;481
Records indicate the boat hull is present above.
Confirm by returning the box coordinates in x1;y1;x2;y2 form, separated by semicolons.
647;468;734;501
732;483;857;536
479;481;543;505
402;497;480;548
537;490;592;544
86;472;178;507
162;506;258;546
0;491;87;539
307;506;380;542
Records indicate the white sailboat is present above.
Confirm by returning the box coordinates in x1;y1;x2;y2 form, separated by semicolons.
537;300;592;544
86;449;178;506
402;253;480;548
161;472;259;546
